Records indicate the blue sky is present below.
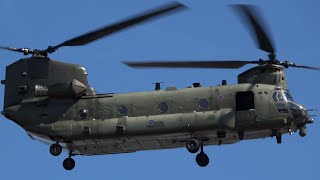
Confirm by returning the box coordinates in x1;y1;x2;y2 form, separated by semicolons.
0;0;319;179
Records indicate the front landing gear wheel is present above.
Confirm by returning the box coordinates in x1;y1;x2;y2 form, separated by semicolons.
196;152;209;167
299;127;307;137
49;143;62;156
63;157;75;170
186;139;201;153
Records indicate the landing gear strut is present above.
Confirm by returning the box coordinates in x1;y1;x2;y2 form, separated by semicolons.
196;145;209;167
272;129;282;144
49;143;62;156
63;151;76;171
276;135;282;144
186;139;209;167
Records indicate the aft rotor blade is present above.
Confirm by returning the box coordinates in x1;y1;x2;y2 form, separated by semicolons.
124;60;260;69
49;2;186;52
232;5;275;55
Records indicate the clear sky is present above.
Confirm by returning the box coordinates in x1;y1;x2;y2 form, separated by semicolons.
0;0;319;179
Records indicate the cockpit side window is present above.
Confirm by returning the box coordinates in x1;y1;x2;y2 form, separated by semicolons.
277;93;284;101
288;102;303;119
273;91;285;102
288;102;299;109
272;92;278;102
276;103;289;113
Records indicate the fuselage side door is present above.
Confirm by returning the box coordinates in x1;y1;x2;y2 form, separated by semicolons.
235;91;256;130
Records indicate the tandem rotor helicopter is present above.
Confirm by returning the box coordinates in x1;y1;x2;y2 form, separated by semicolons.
1;2;318;171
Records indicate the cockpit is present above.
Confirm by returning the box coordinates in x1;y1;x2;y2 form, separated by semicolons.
272;87;309;123
272;88;294;102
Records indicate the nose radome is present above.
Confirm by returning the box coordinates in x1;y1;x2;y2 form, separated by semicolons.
296;105;314;124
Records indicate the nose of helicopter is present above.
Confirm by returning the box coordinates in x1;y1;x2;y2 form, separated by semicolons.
302;109;314;124
289;103;314;137
300;108;313;124
288;102;313;124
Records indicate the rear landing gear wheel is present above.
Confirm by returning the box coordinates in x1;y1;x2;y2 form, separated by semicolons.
49;143;62;156
196;152;209;167
63;157;75;171
195;145;209;167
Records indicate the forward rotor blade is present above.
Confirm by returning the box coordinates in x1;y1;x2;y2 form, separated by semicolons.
232;5;275;55
0;46;21;53
0;46;32;55
49;2;186;52
289;64;320;70
124;60;260;69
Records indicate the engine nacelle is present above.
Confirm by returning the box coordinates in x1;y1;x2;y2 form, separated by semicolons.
35;79;87;99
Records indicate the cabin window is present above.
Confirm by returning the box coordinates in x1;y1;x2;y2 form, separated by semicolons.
158;102;168;113
236;91;254;111
198;99;209;110
118;105;128;116
78;109;88;119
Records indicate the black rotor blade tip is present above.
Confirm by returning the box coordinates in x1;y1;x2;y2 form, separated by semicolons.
49;1;187;53
232;4;275;55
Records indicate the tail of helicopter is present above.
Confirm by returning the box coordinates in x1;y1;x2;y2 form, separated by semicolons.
0;1;187;126
2;56;89;126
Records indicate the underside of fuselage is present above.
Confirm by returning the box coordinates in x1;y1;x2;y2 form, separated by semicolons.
28;128;292;156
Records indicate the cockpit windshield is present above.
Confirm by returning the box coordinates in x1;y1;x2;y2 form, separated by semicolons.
284;90;294;101
272;88;294;102
272;88;307;118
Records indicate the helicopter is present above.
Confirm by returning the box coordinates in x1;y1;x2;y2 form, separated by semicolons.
0;1;318;171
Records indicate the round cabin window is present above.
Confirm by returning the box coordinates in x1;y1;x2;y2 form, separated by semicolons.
158;102;169;113
198;99;209;110
118;105;128;116
78;109;88;119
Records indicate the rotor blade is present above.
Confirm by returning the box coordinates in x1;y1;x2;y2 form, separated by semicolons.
49;2;186;52
232;5;275;55
0;46;21;53
124;60;260;69
289;64;320;70
0;46;32;55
